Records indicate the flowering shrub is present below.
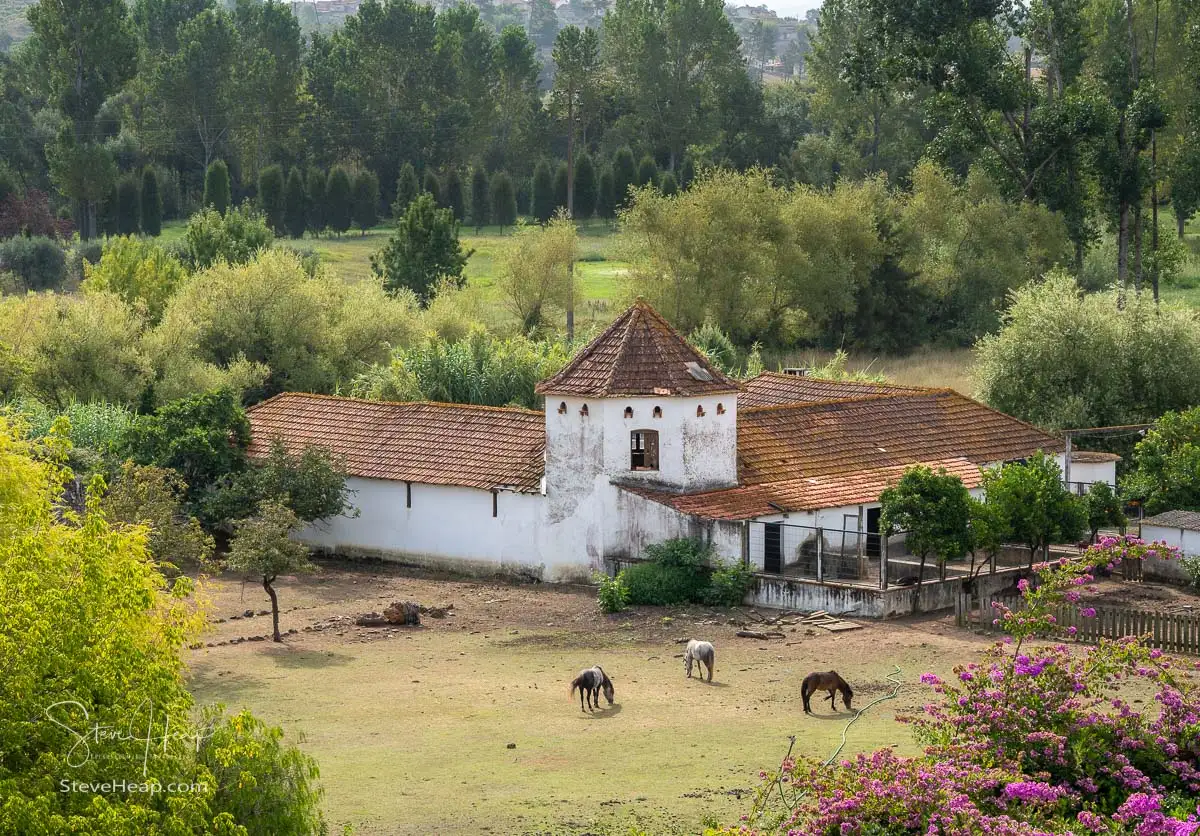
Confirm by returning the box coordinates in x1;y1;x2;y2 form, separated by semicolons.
720;546;1200;836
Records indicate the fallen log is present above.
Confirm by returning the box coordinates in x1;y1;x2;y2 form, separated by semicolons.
736;630;785;640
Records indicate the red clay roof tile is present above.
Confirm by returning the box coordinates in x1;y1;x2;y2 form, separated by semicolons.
740;372;931;408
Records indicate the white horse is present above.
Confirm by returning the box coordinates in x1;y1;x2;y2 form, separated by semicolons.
684;639;715;682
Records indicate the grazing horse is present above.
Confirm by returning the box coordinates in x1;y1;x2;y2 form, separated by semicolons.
801;671;854;713
684;639;715;682
570;665;615;712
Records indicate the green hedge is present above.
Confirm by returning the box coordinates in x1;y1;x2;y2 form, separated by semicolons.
610;538;755;608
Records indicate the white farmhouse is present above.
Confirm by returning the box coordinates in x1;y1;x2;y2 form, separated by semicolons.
247;300;1113;602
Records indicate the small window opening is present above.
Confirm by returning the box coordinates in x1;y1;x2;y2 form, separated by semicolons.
696;404;706;417
492;490;498;518
630;430;659;471
624;406;633;418
717;402;726;415
406;481;411;508
580;403;589;416
653;406;662;418
558;401;567;414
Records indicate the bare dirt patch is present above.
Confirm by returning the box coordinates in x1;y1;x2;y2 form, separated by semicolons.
187;559;1004;835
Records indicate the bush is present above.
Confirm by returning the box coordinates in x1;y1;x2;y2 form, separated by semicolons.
702;560;754;607
623;560;709;606
0;236;68;291
82;235;188;322
184;204;274;270
203;159;231;214
594;570;629;613
643;537;713;569
1181;554;1200;590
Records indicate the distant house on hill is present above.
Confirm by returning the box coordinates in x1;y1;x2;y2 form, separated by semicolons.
247;301;1108;609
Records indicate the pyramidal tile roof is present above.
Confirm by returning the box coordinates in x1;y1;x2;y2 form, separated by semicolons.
534;300;740;398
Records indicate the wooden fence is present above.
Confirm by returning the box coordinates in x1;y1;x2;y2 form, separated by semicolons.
955;593;1200;656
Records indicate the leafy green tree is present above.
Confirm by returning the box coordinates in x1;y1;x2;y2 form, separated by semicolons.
352;169;380;235
597;166;616;219
47;140;117;240
204;159;231;214
573;152;597;219
257;164;286;234
284;168;308;238
659;171;679;196
612;146;636;209
1082;482;1126;543
140;167;162;236
119;389;251;503
444;167;466;221
422;169;441;205
491;171;518;231
103;462;215;571
553;161;569;211
983;452;1085;566
636;154;658;188
305;165;326;235
880;465;973;606
394;162;419;218
493;24;542;173
531;161;555;223
552;25;601;216
498;215;579;331
325;165;353;235
470;165;490;231
82;235;188;323
184;204;274;270
225;500;314;642
371;192;472;303
1123;406;1200;515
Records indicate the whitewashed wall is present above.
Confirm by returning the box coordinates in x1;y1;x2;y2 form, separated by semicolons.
1139;524;1200;584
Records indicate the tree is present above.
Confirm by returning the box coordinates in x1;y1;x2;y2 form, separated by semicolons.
394;162;419;218
225;501;314;642
498;214;579;331
470;165;490;231
552;25;601;217
597;166;616;220
491;171;518;231
612;147;636;209
573;153;597;220
879;465;973;610
119;389;251;504
636;154;658;188
372;193;473;303
1082;482;1126;543
983;452;1085;566
1123;406;1200;515
326;165;353;235
306;165;326;235
258;164;286;235
444;168;466;222
141;167;162;236
679;157;695;189
553;161;569;211
82;235;188;323
284;168;308;238
352;169;380;235
531;161;555;223
47;141;117;241
103;462;215;571
116;174;141;235
659;171;679;196
204;159;231;214
184;204;274;270
422;169;441;205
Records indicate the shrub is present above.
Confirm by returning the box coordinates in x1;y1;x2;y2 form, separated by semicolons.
116;173;140;234
623;560;708;606
103;462;215;571
1182;554;1200;590
595;570;629;613
643;537;713;569
702;559;754;607
184;204;274;270
83;235;188;322
0;236;68;291
203;159;231;214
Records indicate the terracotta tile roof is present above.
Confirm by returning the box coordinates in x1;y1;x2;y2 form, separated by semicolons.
740;372;930;408
737;390;1060;485
625;458;984;521
1140;510;1200;531
535;300;740;397
246;393;545;493
1070;451;1122;463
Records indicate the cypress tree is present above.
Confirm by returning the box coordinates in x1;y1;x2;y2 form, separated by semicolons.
490;171;517;232
284;169;308;238
612;147;636;210
636;154;658;189
470;165;490;232
444;168;465;222
531;161;554;223
140;167;162;236
352;169;380;235
553;162;569;212
573;153;597;220
116;175;140;235
258;164;286;234
597;166;616;220
659;171;679;196
326;166;353;236
394;162;418;217
306;166;326;236
679;157;696;190
422;169;441;205
203;160;231;214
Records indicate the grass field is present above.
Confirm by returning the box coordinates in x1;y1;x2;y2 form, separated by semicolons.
188;564;993;836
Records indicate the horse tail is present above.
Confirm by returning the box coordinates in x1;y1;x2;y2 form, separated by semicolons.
569;676;581;698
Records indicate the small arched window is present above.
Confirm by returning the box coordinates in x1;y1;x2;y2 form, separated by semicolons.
717;402;726;415
580;403;589;417
696;404;706;417
653;406;662;418
557;401;567;414
624;406;633;419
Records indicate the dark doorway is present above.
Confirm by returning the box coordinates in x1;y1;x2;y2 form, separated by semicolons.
764;523;783;574
866;507;881;558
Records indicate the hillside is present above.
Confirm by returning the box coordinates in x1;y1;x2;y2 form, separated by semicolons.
0;0;33;45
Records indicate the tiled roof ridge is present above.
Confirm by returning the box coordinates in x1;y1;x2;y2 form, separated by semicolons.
739;388;956;415
541;301;636;394
604;302;642;394
752;370;936;392
245;391;545;418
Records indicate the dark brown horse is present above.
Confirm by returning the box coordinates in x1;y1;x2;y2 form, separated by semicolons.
570;665;615;712
801;671;853;713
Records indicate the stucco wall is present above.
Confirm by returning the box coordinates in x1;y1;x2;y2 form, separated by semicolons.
1139;524;1200;584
